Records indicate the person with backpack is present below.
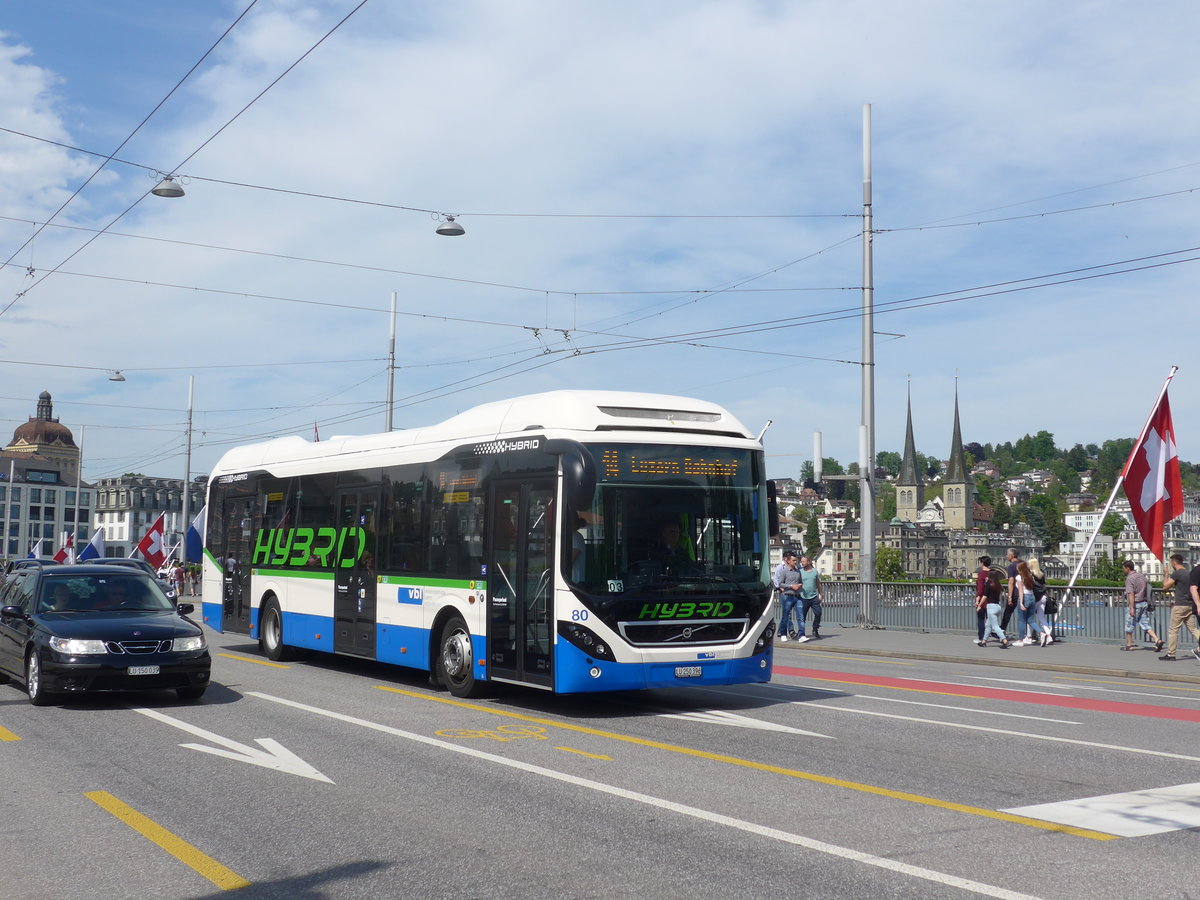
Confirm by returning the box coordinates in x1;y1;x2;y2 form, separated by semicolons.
1027;557;1054;646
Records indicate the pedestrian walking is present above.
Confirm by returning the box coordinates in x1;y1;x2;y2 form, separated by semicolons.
1027;558;1053;646
1122;560;1163;652
1159;554;1199;661
973;556;991;646
796;556;823;642
1014;561;1042;645
981;569;1008;647
1189;564;1200;662
1001;547;1022;636
772;551;803;642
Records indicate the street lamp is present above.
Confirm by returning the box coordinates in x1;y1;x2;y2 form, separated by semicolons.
152;176;185;198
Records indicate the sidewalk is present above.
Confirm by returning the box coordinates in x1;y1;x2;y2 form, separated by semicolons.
776;626;1200;684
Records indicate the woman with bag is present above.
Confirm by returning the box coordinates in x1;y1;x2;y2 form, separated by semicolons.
981;569;1008;647
1028;557;1054;646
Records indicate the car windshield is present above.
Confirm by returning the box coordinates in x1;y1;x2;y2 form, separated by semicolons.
38;573;174;614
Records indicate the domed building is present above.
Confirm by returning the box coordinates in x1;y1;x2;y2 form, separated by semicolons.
5;391;81;478
1;391;93;560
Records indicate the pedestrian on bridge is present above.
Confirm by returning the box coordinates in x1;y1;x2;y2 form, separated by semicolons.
796;556;823;642
1122;560;1163;653
1159;554;1199;661
773;551;803;642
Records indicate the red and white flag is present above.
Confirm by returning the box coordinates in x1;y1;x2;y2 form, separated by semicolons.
52;534;74;564
136;512;168;569
1122;390;1183;558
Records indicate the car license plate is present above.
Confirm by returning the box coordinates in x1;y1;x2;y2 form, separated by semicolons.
674;665;703;678
128;665;160;676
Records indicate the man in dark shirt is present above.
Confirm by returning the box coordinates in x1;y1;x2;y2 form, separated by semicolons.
1188;563;1200;662
1001;548;1021;636
1160;554;1199;660
973;556;991;646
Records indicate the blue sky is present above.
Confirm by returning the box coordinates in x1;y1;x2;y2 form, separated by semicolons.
1;0;1197;484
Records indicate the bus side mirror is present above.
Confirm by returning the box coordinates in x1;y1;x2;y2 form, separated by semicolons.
561;445;597;510
767;480;780;536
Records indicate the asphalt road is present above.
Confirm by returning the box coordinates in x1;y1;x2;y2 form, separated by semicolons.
2;631;1198;900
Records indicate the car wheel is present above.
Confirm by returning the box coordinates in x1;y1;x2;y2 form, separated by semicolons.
437;615;486;698
177;685;207;701
26;651;55;707
259;598;295;662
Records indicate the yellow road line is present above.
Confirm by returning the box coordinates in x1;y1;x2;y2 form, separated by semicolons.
376;686;1115;841
218;652;290;669
556;746;613;760
0;724;19;741
1056;675;1200;693
85;791;251;890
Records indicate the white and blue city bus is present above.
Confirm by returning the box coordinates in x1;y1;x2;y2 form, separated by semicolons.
201;390;777;697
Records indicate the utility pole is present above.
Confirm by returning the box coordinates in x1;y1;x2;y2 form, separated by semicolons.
860;104;877;620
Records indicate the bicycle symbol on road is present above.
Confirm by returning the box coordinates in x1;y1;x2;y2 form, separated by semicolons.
435;724;548;742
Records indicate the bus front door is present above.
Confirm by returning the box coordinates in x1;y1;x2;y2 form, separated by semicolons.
486;480;554;689
216;488;254;635
334;487;379;658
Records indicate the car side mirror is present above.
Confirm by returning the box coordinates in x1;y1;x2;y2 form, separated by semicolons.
1;604;26;620
177;602;195;616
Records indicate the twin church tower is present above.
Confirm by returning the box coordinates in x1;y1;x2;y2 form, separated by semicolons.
894;387;976;530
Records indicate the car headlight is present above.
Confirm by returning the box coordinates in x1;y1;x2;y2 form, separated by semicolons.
49;636;107;655
173;635;206;652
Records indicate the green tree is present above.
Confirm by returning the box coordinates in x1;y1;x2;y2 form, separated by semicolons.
1100;512;1127;540
804;517;821;557
1027;494;1068;548
991;497;1013;529
876;450;901;477
878;483;897;520
876;545;906;581
1094;555;1126;583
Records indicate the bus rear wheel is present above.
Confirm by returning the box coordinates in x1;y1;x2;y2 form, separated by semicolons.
438;616;484;698
259;599;296;662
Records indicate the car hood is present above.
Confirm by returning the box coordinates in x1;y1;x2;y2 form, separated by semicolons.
39;610;202;640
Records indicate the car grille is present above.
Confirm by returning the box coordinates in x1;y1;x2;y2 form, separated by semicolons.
104;639;173;654
617;619;747;646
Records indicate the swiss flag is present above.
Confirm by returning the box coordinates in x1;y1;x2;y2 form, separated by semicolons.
52;534;74;564
136;512;169;569
1122;390;1183;558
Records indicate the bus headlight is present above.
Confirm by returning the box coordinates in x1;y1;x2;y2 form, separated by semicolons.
557;621;616;661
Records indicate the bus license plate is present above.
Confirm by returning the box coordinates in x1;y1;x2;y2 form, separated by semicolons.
674;666;703;678
128;665;160;676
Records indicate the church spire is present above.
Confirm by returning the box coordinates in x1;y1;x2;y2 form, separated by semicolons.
897;386;921;487
895;382;924;523
944;382;971;484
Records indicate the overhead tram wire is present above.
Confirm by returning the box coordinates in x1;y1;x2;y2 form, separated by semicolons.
0;0;263;275
0;0;374;321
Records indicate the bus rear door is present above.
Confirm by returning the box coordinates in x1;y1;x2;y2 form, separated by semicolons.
334;486;379;658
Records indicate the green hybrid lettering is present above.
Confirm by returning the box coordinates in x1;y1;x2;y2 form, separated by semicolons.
250;526;365;568
637;601;735;620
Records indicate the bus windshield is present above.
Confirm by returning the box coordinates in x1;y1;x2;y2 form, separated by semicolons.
568;443;770;614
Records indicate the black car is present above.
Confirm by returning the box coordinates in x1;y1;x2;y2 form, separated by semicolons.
89;557;178;601
0;563;211;705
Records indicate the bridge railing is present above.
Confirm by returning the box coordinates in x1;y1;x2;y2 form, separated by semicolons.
784;582;1186;647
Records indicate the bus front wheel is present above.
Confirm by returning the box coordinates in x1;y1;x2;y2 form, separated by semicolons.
438;616;484;698
259;599;295;662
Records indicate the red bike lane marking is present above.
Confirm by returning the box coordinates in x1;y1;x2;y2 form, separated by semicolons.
773;664;1200;723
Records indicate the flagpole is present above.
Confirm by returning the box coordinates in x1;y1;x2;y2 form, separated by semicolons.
1061;365;1179;609
71;425;84;562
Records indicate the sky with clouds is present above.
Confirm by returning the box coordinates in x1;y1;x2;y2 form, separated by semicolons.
0;0;1196;486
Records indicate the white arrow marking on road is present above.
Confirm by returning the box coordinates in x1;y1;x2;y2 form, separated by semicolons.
658;709;834;738
1006;782;1200;837
131;706;333;783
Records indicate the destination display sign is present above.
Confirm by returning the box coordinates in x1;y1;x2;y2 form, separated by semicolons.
597;446;744;482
